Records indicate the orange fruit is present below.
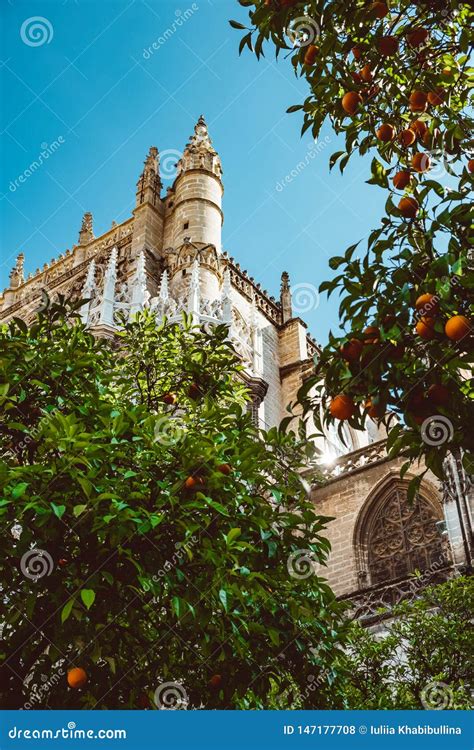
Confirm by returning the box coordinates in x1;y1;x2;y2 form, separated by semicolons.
376;123;396;142
185;476;198;489
188;382;201;400
399;128;416;147
329;394;356;420
351;46;363;60
162;392;176;405
393;171;411;189
445;315;471;341
411;119;428;139
351;71;362;83
363;325;380;343
217;463;232;475
398;196;419;218
407;28;429;47
340;338;363;362
209;674;222;689
304;44;319;66
360;64;373;82
378;36;399;56
365;398;385;418
468;159;474;174
427;383;450;406
67;668;87;689
412;152;431;172
342;91;363;115
415;293;438;317
416;317;436;340
427;89;444;106
370;2;389;17
409;91;428;112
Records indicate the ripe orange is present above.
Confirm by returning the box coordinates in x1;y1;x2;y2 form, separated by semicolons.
399;128;416;147
185;475;200;489
365;398;385;418
162;392;176;405
329;394;356;420
427;89;445;106
407;28;429;47
409;91;428;112
378;36;399;56
393;171;411;189
412;152;431;172
416;317;436;340
468;159;474;174
445;315;471;341
398;196;419;218
209;674;222;689
427;383;450;407
351;46;363;60
342;91;363;115
340;338;363;362
351;71;362;83
67;668;87;689
411;119;428;139
363;325;380;343
217;463;232;475
415;293;438;317
304;44;319;66
370;2;389;17
376;123;396;142
360;64;373;83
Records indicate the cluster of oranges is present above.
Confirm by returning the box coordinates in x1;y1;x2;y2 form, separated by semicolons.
329;296;471;421
414;293;472;342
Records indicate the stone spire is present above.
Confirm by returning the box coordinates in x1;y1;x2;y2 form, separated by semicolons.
280;271;292;323
136;146;161;208
9;253;25;289
159;269;169;301
80;259;96;325
99;247;117;327
78;212;94;245
129;251;147;317
178;115;222;178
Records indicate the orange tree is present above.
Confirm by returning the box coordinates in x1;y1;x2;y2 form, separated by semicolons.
231;0;474;494
0;299;347;709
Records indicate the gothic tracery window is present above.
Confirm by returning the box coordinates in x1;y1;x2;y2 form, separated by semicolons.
366;486;447;585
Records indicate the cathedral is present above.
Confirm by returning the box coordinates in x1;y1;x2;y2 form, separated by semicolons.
1;116;471;624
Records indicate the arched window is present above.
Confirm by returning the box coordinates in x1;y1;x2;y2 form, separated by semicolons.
356;479;449;587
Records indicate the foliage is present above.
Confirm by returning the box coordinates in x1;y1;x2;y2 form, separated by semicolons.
324;575;474;709
232;0;474;489
0;299;348;709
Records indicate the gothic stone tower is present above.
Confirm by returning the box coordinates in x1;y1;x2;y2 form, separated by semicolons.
0;116;319;429
2;117;470;623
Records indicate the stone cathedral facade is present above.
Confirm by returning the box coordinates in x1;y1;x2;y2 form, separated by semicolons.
2;117;472;624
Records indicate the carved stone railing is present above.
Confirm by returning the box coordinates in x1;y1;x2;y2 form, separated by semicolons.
342;564;455;625
320;439;388;482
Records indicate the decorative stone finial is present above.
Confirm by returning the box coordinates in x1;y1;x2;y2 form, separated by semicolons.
9;253;25;288
78;212;94;245
280;271;292;323
136;146;161;208
178;115;222;178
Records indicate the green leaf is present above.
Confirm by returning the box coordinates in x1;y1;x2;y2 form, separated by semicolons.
226;527;242;546
12;482;29;499
219;588;228;612
229;19;247;30
51;502;66;519
61;599;75;623
80;589;96;610
73;504;87;517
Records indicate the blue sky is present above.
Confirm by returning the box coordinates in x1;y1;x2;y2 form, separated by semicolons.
0;0;386;342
